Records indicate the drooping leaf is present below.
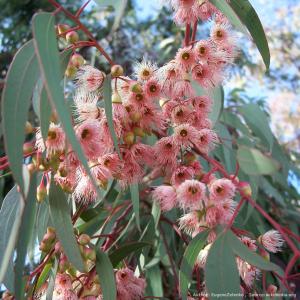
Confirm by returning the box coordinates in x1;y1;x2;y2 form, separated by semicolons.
103;75;120;155
109;242;149;267
1;40;39;194
96;249;117;300
48;180;85;272
14;174;38;299
205;231;241;300
0;186;24;287
238;103;274;150
228;230;284;276
237;146;280;175
192;81;224;126
179;230;209;300
130;183;141;231
210;0;270;69
32;12;99;196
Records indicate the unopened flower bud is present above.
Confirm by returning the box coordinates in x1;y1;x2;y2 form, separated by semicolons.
66;31;79;44
130;82;143;93
112;92;122;104
78;234;91;246
70;54;85;68
54;241;62;253
133;127;145;137
65;64;78;78
45;227;56;242
37;183;47;203
25;121;34;134
238;181;252;197
39;241;51;252
111;64;124;77
129;112;141;122
124;132;135;145
184;152;196;164
57;24;70;37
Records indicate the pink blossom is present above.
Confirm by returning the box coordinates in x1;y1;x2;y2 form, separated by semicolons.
171;165;195;186
177;179;206;209
175;47;196;70
260;230;284;253
194;128;218;153
173;123;198;148
153;136;179;168
191;95;212;115
73;172;97;203
130;143;154;167
191;63;222;89
99;153;124;178
76;120;104;160
179;211;205;236
194;40;214;62
36;123;65;156
153;185;177;211
196;243;212;268
144;79;161;99
170;104;193;125
173;79;195;98
133;58;157;81
240;236;257;252
209;178;236;202
76;65;105;92
75;101;103;122
115;268;146;300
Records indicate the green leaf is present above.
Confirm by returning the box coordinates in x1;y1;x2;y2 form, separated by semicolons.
0;186;24;287
36;262;52;291
237;146;280;175
15;174;38;299
209;0;248;35
130;183;141;231
205;231;241;300
48;180;85;272
103;75;120;156
228;230;284;276
46;259;58;300
1;40;39;194
109;242;149;267
210;0;270;69
179;230;209;300
192;81;224;126
221;111;250;136
147;265;164;297
238;103;273;150
96;249;117;300
32;12;99;196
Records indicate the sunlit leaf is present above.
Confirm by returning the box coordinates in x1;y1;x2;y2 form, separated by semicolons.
237;146;280;175
0;186;24;287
